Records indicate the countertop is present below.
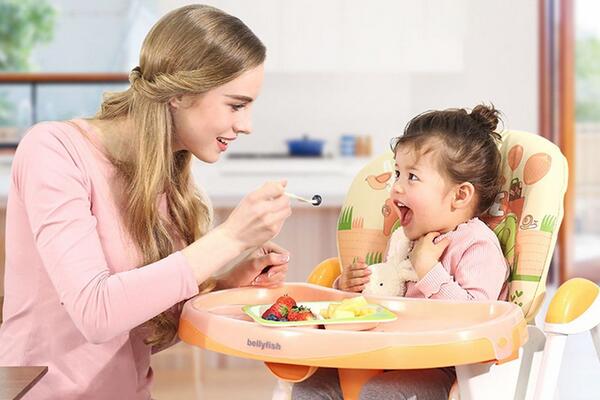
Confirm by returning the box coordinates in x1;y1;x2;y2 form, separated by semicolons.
193;157;367;208
0;366;48;400
0;156;368;208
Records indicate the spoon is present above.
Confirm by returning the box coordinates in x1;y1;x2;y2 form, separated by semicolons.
284;192;322;206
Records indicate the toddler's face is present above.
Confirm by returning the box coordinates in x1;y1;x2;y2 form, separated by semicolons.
390;146;456;240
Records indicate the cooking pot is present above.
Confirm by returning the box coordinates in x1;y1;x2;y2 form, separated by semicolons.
287;135;325;157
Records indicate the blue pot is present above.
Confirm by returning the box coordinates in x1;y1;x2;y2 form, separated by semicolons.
287;136;325;157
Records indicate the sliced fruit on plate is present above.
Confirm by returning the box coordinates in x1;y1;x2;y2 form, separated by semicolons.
320;296;377;319
287;306;316;321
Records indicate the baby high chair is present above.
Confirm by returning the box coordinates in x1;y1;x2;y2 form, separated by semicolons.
178;131;600;400
268;130;598;399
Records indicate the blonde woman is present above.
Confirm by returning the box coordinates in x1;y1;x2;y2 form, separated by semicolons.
0;5;291;399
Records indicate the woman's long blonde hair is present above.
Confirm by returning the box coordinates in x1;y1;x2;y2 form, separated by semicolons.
96;5;266;347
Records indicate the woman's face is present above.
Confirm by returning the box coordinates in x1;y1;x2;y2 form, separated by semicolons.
170;64;265;163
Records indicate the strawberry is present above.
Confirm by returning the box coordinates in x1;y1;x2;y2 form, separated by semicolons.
274;294;296;311
287;306;316;321
261;303;289;321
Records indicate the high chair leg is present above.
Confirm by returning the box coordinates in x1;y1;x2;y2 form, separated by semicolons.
337;369;383;400
455;357;522;400
533;332;567;400
448;381;460;400
515;325;547;400
591;324;600;361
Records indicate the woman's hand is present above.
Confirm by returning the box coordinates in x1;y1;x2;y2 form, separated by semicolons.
410;232;450;279
217;242;290;289
181;181;291;286
339;258;371;292
219;181;292;251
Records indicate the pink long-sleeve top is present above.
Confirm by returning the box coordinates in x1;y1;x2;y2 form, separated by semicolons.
0;119;200;399
335;218;509;301
401;217;509;300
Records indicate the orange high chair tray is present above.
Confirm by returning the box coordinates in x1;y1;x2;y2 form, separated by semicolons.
179;282;527;370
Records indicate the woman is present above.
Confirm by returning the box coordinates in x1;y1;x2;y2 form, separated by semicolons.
0;5;291;399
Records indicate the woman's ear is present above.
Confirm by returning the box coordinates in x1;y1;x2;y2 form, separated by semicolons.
169;95;184;110
452;182;475;210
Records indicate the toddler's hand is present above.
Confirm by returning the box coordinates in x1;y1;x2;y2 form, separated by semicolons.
339;259;371;292
410;232;450;279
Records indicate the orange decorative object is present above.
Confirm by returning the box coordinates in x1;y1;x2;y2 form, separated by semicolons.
508;144;524;171
523;153;552;185
365;172;392;190
382;198;399;236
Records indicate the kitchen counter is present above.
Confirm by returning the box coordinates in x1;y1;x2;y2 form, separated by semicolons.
193;157;367;208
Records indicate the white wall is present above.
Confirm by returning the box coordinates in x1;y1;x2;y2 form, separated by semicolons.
156;0;538;154
34;0;538;154
409;0;538;134
34;0;140;72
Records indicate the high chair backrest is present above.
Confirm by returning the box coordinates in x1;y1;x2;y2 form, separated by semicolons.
336;131;568;322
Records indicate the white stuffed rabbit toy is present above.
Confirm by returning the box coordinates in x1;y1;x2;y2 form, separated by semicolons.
362;227;418;296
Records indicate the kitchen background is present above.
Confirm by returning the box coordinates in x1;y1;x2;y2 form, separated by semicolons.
0;0;599;399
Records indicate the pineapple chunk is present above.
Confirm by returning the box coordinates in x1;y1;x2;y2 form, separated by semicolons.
332;309;355;319
321;296;375;319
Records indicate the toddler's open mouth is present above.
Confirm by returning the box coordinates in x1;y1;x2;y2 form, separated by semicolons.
394;200;413;226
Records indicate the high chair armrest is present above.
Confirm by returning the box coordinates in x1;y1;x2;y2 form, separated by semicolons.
545;277;600;334
306;257;341;288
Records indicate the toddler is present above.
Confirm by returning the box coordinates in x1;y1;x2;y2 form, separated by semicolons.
293;104;509;400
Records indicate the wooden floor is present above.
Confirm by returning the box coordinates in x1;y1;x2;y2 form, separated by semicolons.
151;343;278;400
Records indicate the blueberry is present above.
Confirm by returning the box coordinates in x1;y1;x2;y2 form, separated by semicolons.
265;314;278;321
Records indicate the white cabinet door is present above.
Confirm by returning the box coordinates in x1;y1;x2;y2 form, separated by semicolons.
276;0;466;73
159;0;466;73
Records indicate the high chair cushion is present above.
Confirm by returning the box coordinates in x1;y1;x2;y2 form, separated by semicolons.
335;131;567;322
480;130;567;321
336;152;396;272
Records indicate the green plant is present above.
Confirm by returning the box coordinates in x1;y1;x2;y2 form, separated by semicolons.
0;0;56;71
576;37;600;122
0;0;55;126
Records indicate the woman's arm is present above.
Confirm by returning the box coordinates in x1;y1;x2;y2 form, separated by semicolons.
13;126;246;343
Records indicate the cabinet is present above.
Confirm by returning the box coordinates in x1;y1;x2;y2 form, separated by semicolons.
213;205;340;283
181;0;466;73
